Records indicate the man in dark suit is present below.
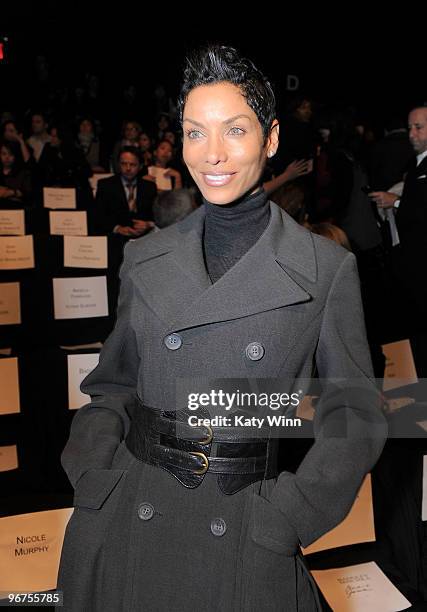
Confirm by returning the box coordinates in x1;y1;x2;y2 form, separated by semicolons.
370;106;427;376
95;146;157;236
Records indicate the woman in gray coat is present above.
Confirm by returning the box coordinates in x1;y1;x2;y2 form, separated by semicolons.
57;45;385;611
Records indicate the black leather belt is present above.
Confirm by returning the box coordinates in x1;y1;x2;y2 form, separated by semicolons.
125;402;279;495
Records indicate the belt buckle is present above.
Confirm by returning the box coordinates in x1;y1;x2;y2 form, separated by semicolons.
198;424;213;445
189;452;209;475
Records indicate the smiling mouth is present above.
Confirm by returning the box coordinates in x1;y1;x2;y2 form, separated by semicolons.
201;173;236;186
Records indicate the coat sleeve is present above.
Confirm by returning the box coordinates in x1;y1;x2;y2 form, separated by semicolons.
61;242;139;487
269;252;386;551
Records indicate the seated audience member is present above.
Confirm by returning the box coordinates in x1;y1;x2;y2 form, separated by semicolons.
152;188;196;228
0;140;32;205
309;222;351;250
95;146;157;237
38;124;93;189
76;117;107;173
27;112;51;162
111;120;142;173
1;120;32;163
147;140;182;191
262;158;313;196
138;131;153;166
270;182;307;224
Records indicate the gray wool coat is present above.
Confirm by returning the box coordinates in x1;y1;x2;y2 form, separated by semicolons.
57;201;385;612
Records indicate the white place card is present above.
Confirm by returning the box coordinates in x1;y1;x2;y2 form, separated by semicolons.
148;166;172;190
0;357;20;415
302;475;375;554
0;210;25;236
67;353;100;410
89;173;113;195
0;235;35;270
63;236;107;269
423;455;427;522
0;282;21;325
43;187;76;210
382;339;418;391
0;445;18;471
0;508;73;595
49;210;88;236
311;562;411;612
52;276;108;320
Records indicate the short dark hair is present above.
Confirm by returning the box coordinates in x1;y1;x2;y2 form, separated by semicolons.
177;44;276;141
119;146;143;165
153;189;195;228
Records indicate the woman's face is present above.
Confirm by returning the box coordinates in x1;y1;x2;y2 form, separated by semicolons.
50;128;60;147
1;146;14;168
139;133;151;151
183;81;278;204
124;122;139;141
155;141;173;165
80;119;94;135
4;122;19;140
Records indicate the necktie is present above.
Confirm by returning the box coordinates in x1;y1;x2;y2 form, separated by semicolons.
127;182;137;213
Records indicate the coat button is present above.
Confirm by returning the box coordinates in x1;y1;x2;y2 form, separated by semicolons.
138;502;154;521
164;333;182;350
245;342;265;361
210;518;227;537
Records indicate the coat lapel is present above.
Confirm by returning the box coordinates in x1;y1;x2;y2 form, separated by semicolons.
129;203;317;331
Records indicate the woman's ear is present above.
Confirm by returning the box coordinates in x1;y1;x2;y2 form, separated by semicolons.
267;120;279;158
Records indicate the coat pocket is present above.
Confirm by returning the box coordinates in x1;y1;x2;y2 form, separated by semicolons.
73;469;126;510
250;492;299;556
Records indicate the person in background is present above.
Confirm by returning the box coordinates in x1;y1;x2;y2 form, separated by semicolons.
138;130;153;166
147;139;182;191
111;120;142;173
27;112;51;162
1;120;32;164
76;117;107;173
152;188;196;228
309;222;351;250
95;146;157;237
0;140;32;205
37;125;93;212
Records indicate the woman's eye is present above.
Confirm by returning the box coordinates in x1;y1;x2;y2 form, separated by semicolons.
228;127;245;135
186;130;203;140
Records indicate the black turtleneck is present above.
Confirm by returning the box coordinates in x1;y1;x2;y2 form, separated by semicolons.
202;187;270;284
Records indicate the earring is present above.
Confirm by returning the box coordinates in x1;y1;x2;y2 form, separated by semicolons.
268;150;275;158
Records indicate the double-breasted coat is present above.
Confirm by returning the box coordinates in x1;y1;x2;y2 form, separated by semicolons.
57;201;385;611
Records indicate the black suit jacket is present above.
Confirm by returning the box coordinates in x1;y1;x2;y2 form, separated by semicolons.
396;155;427;247
95;174;157;234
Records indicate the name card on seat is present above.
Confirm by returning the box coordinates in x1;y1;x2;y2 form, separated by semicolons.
311;562;411;612
0;445;18;471
0;282;21;325
0;236;35;270
67;353;100;410
52;276;108;319
0;508;73;595
382;339;418;391
0;357;20;415
302;474;375;555
49;211;88;236
63;236;107;269
0;210;25;236
43;188;76;210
